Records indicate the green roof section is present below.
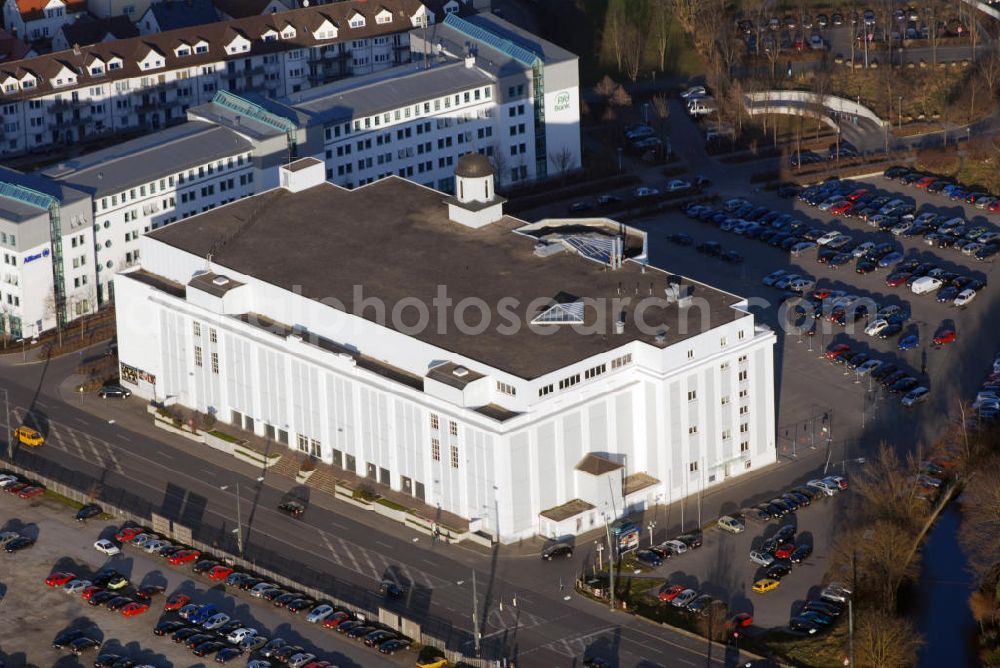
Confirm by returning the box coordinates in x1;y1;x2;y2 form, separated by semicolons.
212;90;298;133
0;181;57;211
442;13;541;68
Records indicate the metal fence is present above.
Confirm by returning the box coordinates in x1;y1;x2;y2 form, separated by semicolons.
3;459;502;668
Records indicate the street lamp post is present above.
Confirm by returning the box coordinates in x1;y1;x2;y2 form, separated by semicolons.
220;476;264;557
647;520;656;547
595;540;604;572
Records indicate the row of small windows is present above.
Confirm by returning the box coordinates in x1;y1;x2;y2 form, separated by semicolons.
98;154;251;211
429;414;459;436
496;381;516;397
324;88;493;140
430;438;460;469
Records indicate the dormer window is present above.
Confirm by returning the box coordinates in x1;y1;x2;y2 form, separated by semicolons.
375;10;392;24
280;26;296;39
176;47;190;57
261;28;278;42
195;44;208;54
107;59;122;70
348;13;365;28
3;83;16;93
90;65;104;75
21;78;34;88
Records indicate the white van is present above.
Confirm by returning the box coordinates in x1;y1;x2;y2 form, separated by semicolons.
688;100;716;116
910;276;943;294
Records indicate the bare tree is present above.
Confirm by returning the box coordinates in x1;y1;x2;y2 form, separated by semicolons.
651;93;670;130
594;75;617;98
649;0;673;72
811;68;833;139
853;443;925;531
622;20;645;82
970;590;999;633
487;142;509;185
604;0;628;73
856;610;924;668
611;84;633;109
764;33;782;81
959;455;1000;579
548;146;576;177
671;0;701;36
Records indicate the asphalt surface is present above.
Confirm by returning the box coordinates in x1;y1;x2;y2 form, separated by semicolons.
0;491;406;668
0;359;769;668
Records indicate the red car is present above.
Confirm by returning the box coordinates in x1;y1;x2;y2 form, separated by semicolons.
18;485;44;499
121;602;150;617
914;176;936;189
885;273;911;288
825;343;851;360
167;549;201;566
207;565;234;581
933;330;956;346
658;584;686;601
990;200;1000;214
81;585;104;600
5;482;27;495
829;200;854;215
322;611;352;629
163;593;191;611
45;571;76;587
811;289;833;300
115;526;143;542
729;612;754;629
774;544;795;559
846;188;869;201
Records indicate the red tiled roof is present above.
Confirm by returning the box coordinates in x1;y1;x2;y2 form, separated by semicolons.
16;0;86;22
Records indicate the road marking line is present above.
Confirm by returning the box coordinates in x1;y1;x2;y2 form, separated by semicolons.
335;536;366;578
319;533;345;567
359;547;381;578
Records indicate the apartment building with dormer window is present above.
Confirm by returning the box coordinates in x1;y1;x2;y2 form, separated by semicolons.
0;0;467;157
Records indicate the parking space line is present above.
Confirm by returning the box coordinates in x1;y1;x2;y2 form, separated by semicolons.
319;532;346;568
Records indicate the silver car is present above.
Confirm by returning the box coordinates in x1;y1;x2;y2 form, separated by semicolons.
671;588;698;608
749;550;774;567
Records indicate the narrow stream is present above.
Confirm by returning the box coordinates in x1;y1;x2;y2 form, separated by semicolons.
913;504;979;667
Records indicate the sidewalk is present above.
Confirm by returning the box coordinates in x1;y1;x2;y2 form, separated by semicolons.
63;375;473;537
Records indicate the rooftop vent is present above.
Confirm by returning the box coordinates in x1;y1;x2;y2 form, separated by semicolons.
614;313;625;335
212;275;230;286
453;366;470;378
654;329;668;344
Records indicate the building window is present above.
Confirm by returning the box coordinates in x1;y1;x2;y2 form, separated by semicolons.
722;429;731;440
431;438;440;461
449;420;458;436
430;413;439;430
611;354;632;369
687;390;697;401
721;395;730;405
687;350;694;359
210;352;219;374
538;384;554;397
740;405;749;415
689;461;699;472
497;381;516;396
741;441;750;453
209;328;217;343
739;354;748;363
739;330;746;340
720;362;730;371
720;337;727;347
297;434;308;452
450;445;459;469
738;370;748;382
740;423;750;433
739;388;749;398
745;459;753;469
231;410;242;426
194;346;203;367
688;425;698;435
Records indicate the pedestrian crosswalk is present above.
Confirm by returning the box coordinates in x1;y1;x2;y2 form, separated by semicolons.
319;531;441;591
11;405;124;474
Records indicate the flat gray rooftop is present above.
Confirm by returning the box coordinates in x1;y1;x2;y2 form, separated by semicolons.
0;166;89;222
147;178;747;379
285;60;494;127
44;121;254;198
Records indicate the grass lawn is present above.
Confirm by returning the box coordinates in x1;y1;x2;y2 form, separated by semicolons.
759;621;850;668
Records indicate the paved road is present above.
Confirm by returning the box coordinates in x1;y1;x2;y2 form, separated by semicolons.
0;355;769;668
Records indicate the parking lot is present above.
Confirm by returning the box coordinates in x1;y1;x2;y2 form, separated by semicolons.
0;492;405;668
625;483;847;632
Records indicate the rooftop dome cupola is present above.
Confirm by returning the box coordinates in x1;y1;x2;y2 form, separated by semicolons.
446;152;506;228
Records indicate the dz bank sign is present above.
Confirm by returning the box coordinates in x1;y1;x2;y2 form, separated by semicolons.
553;91;571;113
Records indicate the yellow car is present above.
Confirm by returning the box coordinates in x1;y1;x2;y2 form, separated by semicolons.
752;578;780;594
415;652;449;668
14;426;44;447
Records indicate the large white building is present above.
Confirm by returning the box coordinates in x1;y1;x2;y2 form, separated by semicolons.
113;156;777;543
192;12;581;190
0;9;579;337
